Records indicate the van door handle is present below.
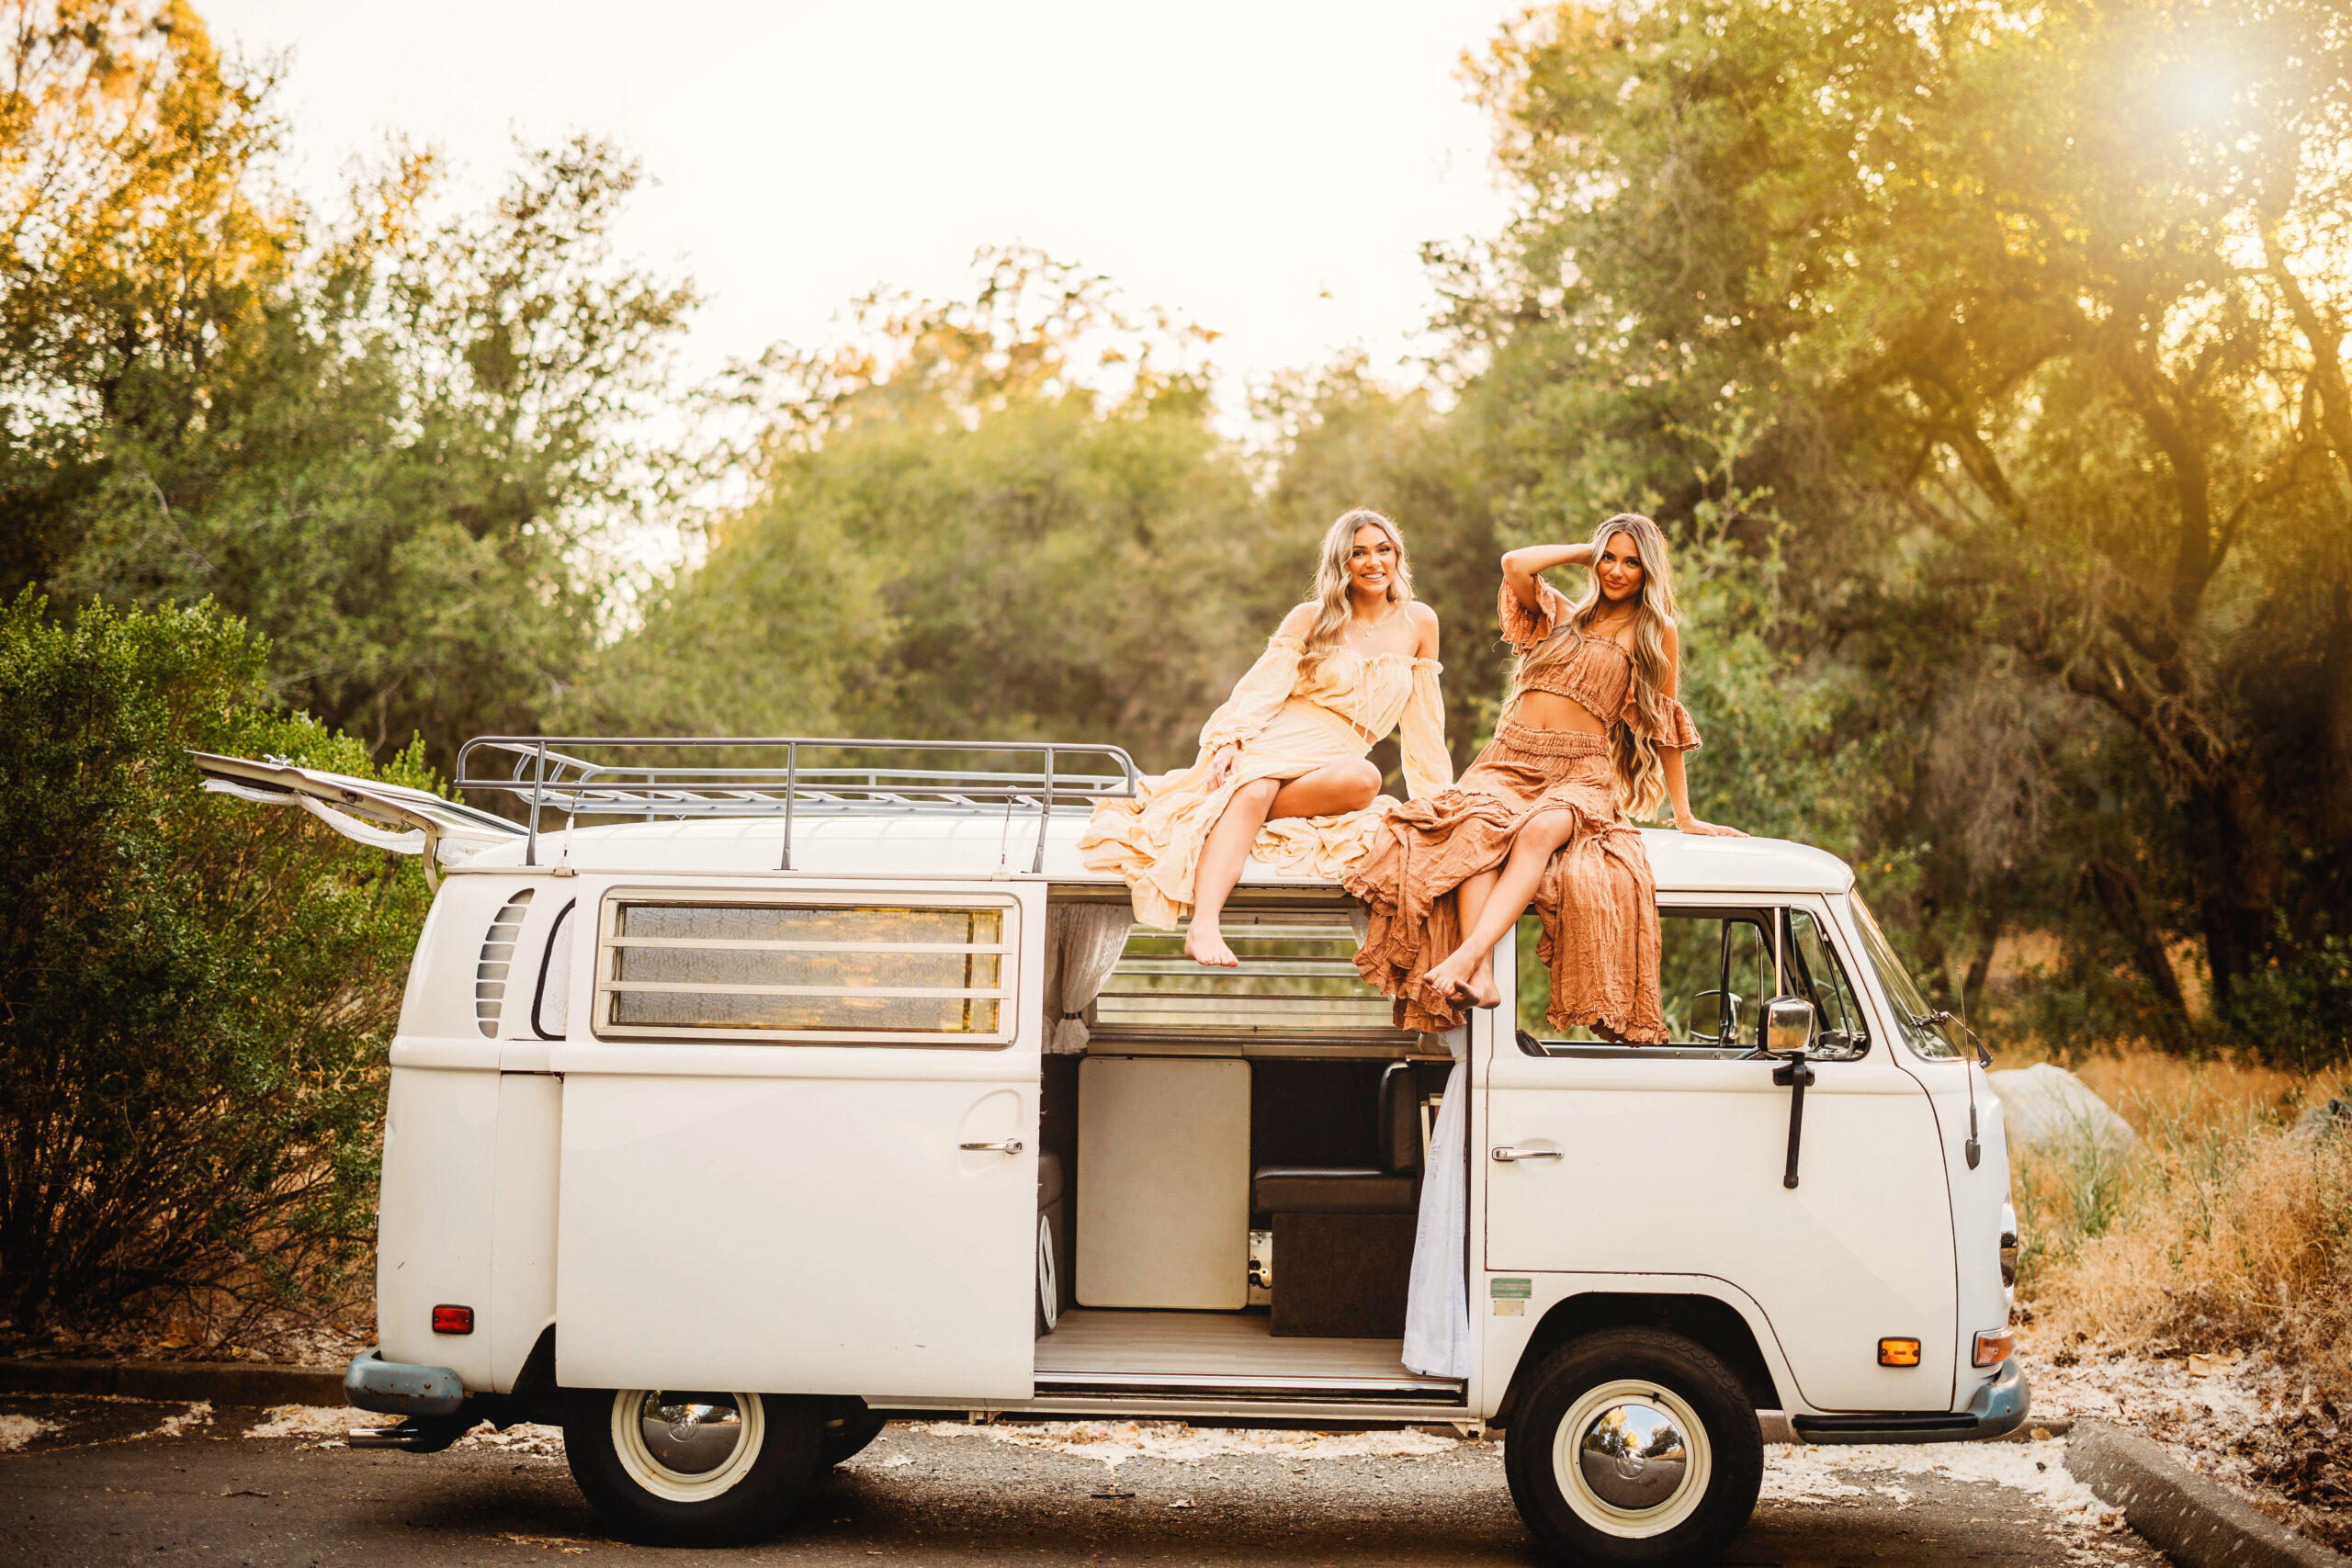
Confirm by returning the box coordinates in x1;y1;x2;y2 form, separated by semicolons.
960;1139;1023;1154
1490;1145;1563;1162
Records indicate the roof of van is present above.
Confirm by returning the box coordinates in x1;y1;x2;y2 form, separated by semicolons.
453;811;1857;896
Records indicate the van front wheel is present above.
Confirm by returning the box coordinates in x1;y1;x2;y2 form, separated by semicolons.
1503;1328;1762;1564
561;1388;822;1546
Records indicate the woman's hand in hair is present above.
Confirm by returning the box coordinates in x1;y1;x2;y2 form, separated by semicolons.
1501;543;1594;611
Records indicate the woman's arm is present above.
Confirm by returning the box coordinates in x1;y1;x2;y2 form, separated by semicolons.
1203;604;1316;785
1397;604;1453;798
1657;622;1743;837
1501;542;1596;612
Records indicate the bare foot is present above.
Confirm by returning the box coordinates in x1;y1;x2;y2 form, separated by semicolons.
1423;950;1501;1010
1184;921;1239;967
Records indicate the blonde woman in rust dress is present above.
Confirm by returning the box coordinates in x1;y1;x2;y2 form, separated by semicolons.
1349;512;1743;1039
1081;509;1453;964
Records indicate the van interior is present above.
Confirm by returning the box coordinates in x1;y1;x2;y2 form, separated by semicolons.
1031;890;1464;1406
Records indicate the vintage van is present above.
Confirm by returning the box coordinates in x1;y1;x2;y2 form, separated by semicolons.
197;736;2025;1563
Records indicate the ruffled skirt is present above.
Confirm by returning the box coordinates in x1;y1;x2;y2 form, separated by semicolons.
1345;722;1665;1041
1080;699;1384;930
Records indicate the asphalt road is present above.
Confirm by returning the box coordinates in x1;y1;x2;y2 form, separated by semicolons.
1;1394;2167;1567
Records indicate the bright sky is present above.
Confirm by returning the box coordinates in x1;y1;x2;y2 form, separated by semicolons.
200;1;1529;412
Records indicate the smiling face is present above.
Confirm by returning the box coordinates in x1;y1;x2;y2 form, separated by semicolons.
1347;523;1400;602
1594;530;1645;605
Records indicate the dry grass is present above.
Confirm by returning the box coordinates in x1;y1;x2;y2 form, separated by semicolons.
2007;1046;2352;1534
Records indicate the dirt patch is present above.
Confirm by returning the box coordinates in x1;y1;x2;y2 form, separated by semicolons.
2024;1333;2351;1551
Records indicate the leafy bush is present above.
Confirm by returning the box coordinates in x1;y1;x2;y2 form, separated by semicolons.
0;592;428;1329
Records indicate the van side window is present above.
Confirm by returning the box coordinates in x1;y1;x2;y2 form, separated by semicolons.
1515;908;1774;1051
1787;909;1867;1061
594;897;1014;1045
532;900;576;1040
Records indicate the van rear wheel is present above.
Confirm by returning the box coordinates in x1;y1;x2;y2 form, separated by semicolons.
1503;1328;1762;1564
561;1388;821;1546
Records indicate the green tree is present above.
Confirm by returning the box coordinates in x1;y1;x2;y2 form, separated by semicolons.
584;251;1290;773
1445;0;2352;1050
0;591;428;1327
3;2;705;771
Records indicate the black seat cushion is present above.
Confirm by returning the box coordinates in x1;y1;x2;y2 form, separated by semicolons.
1253;1166;1416;1215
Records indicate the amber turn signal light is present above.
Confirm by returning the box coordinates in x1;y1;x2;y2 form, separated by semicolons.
431;1304;475;1336
1878;1337;1922;1367
1973;1328;2016;1367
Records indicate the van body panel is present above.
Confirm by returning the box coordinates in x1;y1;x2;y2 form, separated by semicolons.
490;1073;562;1394
555;1069;1038;1397
1479;1271;1800;1416
378;1066;499;1385
1484;901;1959;1413
550;879;1046;1401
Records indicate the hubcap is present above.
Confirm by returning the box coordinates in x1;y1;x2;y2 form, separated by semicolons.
612;1389;766;1503
1575;1402;1689;1510
639;1393;744;1475
1552;1380;1712;1539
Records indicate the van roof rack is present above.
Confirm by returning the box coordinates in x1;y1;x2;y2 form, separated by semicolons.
455;736;1141;872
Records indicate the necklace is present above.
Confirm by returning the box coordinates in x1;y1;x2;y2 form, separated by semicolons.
1349;603;1400;643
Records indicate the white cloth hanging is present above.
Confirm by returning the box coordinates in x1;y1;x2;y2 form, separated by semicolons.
1402;1023;1471;1379
1044;903;1132;1054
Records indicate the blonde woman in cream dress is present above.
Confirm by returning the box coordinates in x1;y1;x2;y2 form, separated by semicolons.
1080;510;1453;965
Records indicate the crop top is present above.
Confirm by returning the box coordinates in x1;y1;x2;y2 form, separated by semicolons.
1198;635;1454;800
1499;581;1702;751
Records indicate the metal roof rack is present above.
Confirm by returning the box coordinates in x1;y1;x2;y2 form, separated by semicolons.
454;736;1142;873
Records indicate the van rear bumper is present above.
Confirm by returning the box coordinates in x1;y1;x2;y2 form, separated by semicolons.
345;1350;466;1417
1790;1359;2029;1445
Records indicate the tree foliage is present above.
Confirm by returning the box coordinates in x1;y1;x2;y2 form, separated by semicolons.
2;1;703;770
1440;0;2352;1057
0;592;426;1326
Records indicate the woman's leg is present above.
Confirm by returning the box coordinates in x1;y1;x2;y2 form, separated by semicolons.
1187;760;1382;967
1422;808;1576;1007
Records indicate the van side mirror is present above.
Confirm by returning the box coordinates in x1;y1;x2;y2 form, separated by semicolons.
1763;996;1818;1190
1764;996;1816;1057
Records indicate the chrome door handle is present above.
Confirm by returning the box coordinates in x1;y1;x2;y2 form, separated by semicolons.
1490;1145;1564;1162
960;1139;1023;1154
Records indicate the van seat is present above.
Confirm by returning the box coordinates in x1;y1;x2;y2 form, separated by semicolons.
1038;1148;1066;1210
1250;1061;1420;1216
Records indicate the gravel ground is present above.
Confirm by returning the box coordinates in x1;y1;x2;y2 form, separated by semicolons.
2024;1331;2351;1551
0;1393;2169;1566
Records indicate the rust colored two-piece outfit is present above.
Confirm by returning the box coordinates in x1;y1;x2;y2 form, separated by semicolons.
1345;582;1702;1042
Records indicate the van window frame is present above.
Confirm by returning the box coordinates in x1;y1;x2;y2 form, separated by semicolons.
1512;894;1872;1062
589;886;1022;1048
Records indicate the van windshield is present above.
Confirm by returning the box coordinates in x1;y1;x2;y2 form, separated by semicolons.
1849;896;1962;1060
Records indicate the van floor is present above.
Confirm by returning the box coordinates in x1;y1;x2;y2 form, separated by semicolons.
1034;1309;1461;1394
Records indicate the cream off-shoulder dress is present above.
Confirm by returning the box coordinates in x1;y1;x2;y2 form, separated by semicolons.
1081;635;1453;929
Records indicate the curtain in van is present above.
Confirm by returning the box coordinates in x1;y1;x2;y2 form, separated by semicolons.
1045;904;1132;1054
1403;1024;1471;1379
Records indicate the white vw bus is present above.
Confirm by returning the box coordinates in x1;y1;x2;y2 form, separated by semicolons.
198;736;2024;1563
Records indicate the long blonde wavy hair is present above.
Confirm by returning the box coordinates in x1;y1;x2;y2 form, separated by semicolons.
1504;512;1681;819
1300;509;1414;674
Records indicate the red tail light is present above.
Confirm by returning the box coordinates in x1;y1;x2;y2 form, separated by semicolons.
431;1304;475;1335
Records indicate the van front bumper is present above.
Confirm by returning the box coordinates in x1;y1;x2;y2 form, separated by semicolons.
1790;1359;2030;1445
345;1349;466;1417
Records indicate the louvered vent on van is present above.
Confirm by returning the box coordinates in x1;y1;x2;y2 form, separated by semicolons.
475;887;536;1037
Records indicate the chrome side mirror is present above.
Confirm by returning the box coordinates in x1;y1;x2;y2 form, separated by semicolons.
1763;995;1816;1057
1763;996;1819;1190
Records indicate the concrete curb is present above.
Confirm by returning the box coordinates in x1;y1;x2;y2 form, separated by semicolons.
0;1358;345;1408
2067;1418;2348;1568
